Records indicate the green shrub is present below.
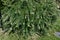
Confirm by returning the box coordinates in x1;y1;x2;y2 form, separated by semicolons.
1;0;58;37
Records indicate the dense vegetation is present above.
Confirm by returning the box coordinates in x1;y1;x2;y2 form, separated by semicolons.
0;0;60;40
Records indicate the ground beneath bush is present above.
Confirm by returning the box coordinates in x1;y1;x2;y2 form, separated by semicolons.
0;29;60;40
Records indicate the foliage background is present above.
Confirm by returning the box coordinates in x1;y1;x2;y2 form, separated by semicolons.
0;0;60;40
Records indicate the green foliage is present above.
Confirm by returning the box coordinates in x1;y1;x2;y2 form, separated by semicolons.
1;0;58;37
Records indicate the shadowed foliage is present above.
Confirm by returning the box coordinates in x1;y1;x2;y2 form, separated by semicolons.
1;0;58;38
